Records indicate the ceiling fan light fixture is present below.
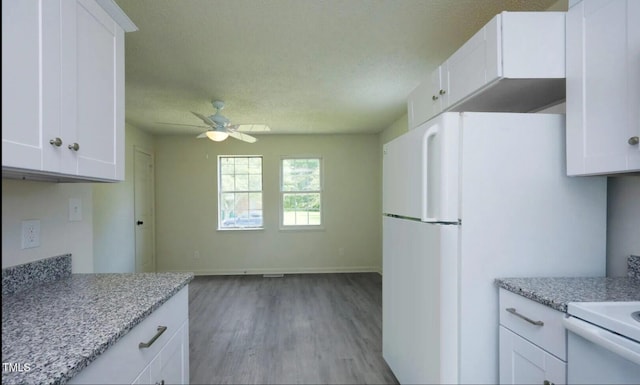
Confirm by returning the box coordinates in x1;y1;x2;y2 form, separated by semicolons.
206;130;229;141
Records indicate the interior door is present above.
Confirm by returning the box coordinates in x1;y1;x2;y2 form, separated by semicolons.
135;147;155;272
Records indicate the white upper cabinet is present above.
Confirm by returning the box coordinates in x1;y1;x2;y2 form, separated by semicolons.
408;12;566;130
2;0;62;174
566;0;640;176
408;66;445;131
1;0;136;182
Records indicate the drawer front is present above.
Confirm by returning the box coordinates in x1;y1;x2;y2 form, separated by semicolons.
499;288;566;361
69;286;189;384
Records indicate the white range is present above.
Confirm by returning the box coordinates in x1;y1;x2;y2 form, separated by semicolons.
563;301;640;384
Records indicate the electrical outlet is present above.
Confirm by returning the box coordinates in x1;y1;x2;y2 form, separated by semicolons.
69;198;82;221
21;220;41;249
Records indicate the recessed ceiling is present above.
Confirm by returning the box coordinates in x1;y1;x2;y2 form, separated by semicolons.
115;0;565;136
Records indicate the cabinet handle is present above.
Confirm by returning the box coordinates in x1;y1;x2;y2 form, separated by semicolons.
155;381;165;385
543;380;554;385
139;325;167;349
505;307;544;326
68;142;80;151
629;136;639;145
439;89;446;95
137;220;144;225
432;95;439;101
49;137;63;147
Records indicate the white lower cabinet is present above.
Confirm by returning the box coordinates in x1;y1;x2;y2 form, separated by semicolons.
132;321;189;385
500;326;566;385
499;288;567;385
69;286;189;385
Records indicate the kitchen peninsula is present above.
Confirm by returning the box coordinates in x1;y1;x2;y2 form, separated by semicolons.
2;255;193;385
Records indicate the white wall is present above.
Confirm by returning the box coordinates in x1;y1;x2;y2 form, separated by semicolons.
153;134;381;274
379;113;408;145
2;180;93;272
536;102;640;277
93;123;155;272
606;176;640;276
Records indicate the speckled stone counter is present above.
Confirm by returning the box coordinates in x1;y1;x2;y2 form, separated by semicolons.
629;255;640;280
496;255;640;313
2;272;194;385
495;276;640;312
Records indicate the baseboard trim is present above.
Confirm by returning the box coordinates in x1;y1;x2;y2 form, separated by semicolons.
163;266;381;276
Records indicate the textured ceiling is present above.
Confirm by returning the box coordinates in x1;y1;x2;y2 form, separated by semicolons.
115;0;564;137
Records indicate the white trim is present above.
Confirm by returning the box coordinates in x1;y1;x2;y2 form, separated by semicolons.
279;156;324;229
95;0;138;32
164;266;380;276
217;155;264;230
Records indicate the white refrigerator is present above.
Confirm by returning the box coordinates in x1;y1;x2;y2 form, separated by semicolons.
382;112;607;384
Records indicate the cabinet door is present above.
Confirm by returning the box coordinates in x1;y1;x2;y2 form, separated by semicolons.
429;66;446;118
60;0;125;180
150;321;189;385
2;0;62;172
566;0;640;175
444;14;500;109
407;66;446;130
408;76;434;130
499;326;566;385
131;363;151;385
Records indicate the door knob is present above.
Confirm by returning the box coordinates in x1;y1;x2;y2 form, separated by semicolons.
68;142;80;151
432;95;438;101
137;221;144;225
629;136;639;145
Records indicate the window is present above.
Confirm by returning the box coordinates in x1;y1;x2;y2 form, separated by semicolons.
281;157;322;228
218;156;263;229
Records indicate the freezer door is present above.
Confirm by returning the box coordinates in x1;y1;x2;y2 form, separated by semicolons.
382;123;425;219
382;113;460;222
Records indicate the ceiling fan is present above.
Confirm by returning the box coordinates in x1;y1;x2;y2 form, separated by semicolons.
189;100;269;143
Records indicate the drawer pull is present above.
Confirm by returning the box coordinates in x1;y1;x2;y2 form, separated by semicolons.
139;325;167;349
506;307;544;326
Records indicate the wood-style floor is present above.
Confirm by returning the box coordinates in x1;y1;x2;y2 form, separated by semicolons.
188;273;399;384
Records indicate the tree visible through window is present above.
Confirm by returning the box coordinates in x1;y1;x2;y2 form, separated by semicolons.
281;158;322;227
219;156;263;229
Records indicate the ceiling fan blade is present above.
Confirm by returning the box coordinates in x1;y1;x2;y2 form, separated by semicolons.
156;122;209;129
191;111;216;127
196;132;208;139
229;124;271;133
228;130;257;143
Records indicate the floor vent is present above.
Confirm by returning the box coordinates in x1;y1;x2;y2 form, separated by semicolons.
263;274;285;278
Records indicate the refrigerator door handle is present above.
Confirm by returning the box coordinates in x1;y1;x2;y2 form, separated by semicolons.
422;124;439;222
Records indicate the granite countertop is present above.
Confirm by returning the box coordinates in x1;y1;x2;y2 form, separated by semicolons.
495;276;640;313
1;272;194;385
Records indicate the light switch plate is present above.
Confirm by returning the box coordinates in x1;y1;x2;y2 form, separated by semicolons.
21;220;41;249
69;198;82;221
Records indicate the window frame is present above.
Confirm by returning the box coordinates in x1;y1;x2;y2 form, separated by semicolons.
217;155;264;231
279;156;324;231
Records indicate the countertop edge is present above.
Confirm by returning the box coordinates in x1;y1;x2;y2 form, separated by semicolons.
495;279;569;312
494;276;640;316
